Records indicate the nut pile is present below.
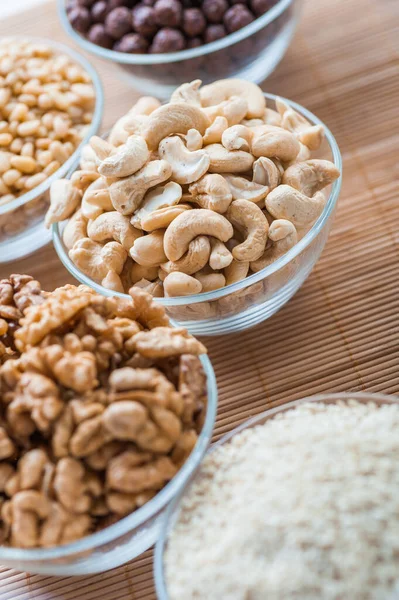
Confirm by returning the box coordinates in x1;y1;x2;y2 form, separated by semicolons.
0;277;208;548
66;0;279;54
47;78;340;305
0;39;96;207
165;401;399;599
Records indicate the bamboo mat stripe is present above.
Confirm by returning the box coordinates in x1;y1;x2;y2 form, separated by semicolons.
1;0;399;597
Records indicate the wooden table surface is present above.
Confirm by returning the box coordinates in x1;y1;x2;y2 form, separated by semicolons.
1;0;399;598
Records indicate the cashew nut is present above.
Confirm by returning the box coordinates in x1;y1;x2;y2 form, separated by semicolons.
170;80;202;106
252;157;281;190
224;259;249;285
226;200;269;262
71;169;100;191
108;97;161;147
130;96;161;116
185;129;203;151
250;219;298;272
108;160;172;215
209;238;233;270
266;184;326;227
87;211;142;250
70;238;127;280
79;143;98;171
81;177;113;220
203;96;248;127
102;271;124;293
45;179;81;227
89;136;114;161
222;125;253;152
203;116;228;145
142;103;210;151
130;230;167;267
131;181;183;229
164;209;233;261
163;272;202;297
161;235;211;275
62;209;87;250
205;144;254;173
195;269;226;292
200;79;266;119
132;278;164;298
276;97;324;150
98;135;150;178
158;136;210;185
188;173;232;213
282;159;340;197
131;263;159;284
141;204;191;232
251;126;300;161
224;174;269;203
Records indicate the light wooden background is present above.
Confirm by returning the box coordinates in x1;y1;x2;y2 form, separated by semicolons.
1;0;399;597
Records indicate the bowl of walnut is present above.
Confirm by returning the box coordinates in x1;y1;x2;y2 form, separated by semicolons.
0;37;103;263
0;275;217;575
51;79;342;336
59;0;301;98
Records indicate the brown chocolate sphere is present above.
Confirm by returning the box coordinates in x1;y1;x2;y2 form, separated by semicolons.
202;0;229;23
88;23;114;47
132;4;158;35
69;6;92;33
154;0;183;28
183;8;206;37
150;27;186;52
105;7;133;38
114;32;149;52
224;4;254;32
204;23;226;42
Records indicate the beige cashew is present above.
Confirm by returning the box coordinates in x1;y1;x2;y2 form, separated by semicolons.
141;204;192;232
108;160;172;215
163;209;233;261
282;159;340;197
170;80;202;106
87;211;142;250
130;96;161;116
195;270;226;292
81;177;113;220
200;79;266;119
129;230;167;267
226;200;269;262
251;125;300;161
209;238;233;270
131;181;182;229
203;96;247;127
123;114;151;137
142;103;210;151
185;129;203;151
45;179;81;227
250;219;298;272
132;278;164;298
161;235;211;275
158;136;210;185
98;135;150;178
108;115;131;147
264;108;282;126
252;157;281;190
222;125;253;152
62;210;88;250
188;174;232;213
102;271;124;293
108;98;160;147
163;272;202;297
89;136;114;161
204;144;254;173
266;184;326;227
224;259;249;285
79;143;98;171
203;116;229;145
131;263;159;284
241;118;264;128
224;174;269;203
71;169;100;191
70;238;127;280
276;97;324;150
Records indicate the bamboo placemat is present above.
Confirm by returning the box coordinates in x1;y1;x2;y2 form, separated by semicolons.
1;0;399;597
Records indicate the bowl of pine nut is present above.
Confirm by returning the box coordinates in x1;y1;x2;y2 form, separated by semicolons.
0;37;103;263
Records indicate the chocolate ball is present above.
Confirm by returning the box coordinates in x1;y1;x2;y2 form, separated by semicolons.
150;28;186;52
105;7;133;38
69;6;92;33
250;0;274;15
91;0;110;22
66;0;79;12
202;0;228;23
142;0;156;6
204;23;226;43
230;0;247;4
186;36;202;48
108;0;129;7
88;23;115;47
132;5;158;35
224;4;253;32
76;0;96;7
154;0;182;28
183;8;206;37
114;32;149;52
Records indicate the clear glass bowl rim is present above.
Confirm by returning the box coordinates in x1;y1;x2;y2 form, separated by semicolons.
0;354;217;561
58;0;295;65
0;36;104;216
154;390;399;599
52;92;342;307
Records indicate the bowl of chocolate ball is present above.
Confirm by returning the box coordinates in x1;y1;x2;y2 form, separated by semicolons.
59;0;301;98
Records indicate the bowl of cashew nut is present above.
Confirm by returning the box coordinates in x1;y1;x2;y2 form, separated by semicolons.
50;78;342;336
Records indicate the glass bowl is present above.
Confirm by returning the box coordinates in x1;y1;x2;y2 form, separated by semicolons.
154;391;399;599
52;93;342;336
58;0;301;99
0;355;217;576
0;38;104;264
